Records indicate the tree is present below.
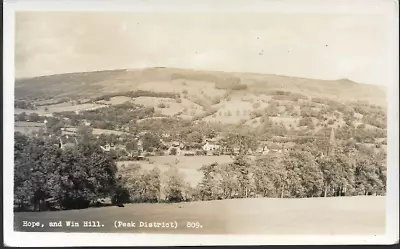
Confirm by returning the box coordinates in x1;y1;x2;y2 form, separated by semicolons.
354;152;385;196
164;167;184;203
168;148;177;157
265;103;279;117
142;133;161;152
187;131;203;144
143;167;161;202
15;112;27;122
158;103;167;108
197;163;220;200
28;113;40;122
14;133;118;211
253;155;287;198
229;156;251;198
76;124;94;145
125;139;138;156
222;130;259;155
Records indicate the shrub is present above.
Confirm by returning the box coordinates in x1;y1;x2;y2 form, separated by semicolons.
196;150;207;156
252;102;261;109
158;103;167;108
169;147;178;155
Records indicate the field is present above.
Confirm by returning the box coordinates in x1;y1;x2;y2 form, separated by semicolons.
14;196;386;235
15;103;107;116
63;127;129;136
117;155;236;187
14;121;45;135
14;68;387;134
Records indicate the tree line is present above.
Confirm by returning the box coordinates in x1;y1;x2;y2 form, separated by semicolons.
196;147;386;201
14;129;386;212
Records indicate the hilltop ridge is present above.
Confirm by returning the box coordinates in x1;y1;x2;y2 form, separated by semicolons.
15;67;386;106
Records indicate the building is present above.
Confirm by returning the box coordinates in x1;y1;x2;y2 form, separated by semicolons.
59;135;78;150
268;143;282;153
202;139;220;152
100;143;115;152
168;141;184;155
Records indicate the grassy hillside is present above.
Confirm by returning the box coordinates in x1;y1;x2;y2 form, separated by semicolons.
15;67;386;106
13;68;388;214
14;196;385;235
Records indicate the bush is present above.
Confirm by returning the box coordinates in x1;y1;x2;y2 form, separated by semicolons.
157;103;167;108
252;102;261;109
196;150;207;156
14;100;36;110
15;112;27;122
169;147;178;155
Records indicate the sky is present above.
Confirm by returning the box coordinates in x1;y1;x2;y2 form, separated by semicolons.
15;11;394;86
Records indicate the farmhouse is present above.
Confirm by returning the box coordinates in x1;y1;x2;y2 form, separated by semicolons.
59;135;78;150
202;139;220;154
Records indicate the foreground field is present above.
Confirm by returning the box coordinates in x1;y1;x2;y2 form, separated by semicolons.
14;196;385;235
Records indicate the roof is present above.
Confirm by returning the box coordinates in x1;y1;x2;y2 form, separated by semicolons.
60;136;78;145
268;143;282;150
63;143;76;148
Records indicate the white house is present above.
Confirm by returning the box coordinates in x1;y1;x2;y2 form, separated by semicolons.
100;144;113;152
202;140;220;155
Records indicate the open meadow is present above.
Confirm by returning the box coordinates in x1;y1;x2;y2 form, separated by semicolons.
117;155;237;187
14;196;386;235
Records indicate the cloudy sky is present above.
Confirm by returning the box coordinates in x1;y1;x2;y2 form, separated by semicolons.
15;10;393;85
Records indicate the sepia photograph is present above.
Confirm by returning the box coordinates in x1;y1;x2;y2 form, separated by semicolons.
3;0;399;247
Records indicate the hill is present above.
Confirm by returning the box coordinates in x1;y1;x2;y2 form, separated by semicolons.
15;67;386;106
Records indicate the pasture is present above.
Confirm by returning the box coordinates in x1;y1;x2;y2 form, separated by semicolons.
64;127;129;136
14;121;45;135
117;155;236;187
14;196;386;235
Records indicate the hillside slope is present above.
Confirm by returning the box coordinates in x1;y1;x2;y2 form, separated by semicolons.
15;67;386;106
